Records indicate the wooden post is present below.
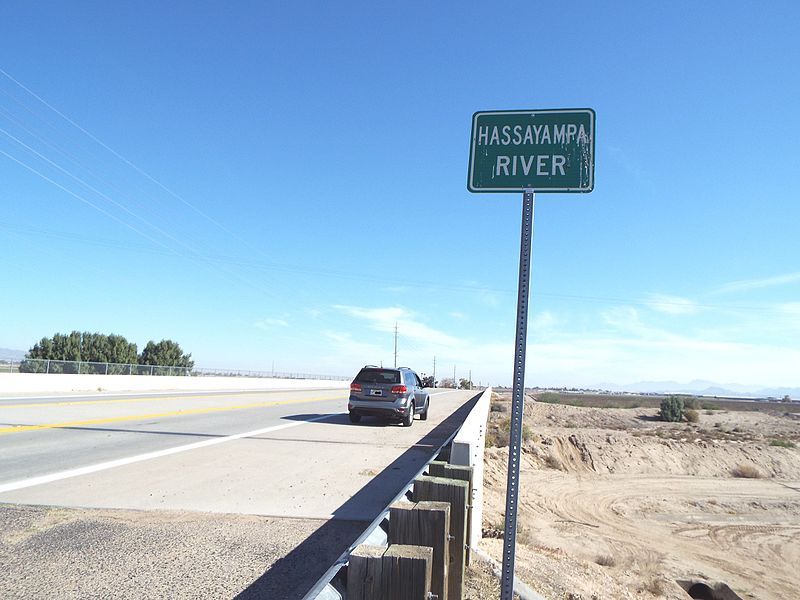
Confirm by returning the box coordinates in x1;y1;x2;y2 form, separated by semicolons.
413;476;469;600
382;545;433;600
428;460;448;478
348;543;433;600
389;501;451;600
426;463;474;566
348;544;386;600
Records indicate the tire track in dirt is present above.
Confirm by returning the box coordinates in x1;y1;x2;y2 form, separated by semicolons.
513;464;800;599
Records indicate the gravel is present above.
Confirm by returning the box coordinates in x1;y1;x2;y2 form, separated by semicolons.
1;503;365;599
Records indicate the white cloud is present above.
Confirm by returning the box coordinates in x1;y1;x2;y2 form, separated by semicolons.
333;305;462;348
779;302;800;316
646;293;700;315
254;317;288;330
530;310;558;330
711;272;800;295
317;302;800;389
524;334;800;388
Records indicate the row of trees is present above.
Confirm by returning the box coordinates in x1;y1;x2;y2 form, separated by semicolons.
21;331;193;373
419;374;473;389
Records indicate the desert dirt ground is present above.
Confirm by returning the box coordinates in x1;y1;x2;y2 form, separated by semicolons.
477;392;800;599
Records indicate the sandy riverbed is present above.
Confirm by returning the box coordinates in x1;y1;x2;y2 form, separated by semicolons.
474;395;800;599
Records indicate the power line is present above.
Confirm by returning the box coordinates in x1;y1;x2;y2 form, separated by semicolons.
0;126;207;257
0;147;282;301
0;148;175;251
0;67;268;260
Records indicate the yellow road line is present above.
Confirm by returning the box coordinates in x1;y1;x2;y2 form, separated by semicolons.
0;388;343;409
0;394;344;436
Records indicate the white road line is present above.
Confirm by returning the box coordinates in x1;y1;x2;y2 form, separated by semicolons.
0;414;333;494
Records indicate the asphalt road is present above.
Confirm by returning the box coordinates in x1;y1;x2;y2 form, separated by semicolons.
0;386;478;598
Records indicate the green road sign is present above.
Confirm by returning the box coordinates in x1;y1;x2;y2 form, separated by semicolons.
468;108;595;193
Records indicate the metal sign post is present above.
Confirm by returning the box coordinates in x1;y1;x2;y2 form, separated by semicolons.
500;189;534;600
466;108;595;600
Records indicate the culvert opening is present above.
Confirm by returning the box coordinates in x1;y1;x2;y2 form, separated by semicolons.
676;579;744;600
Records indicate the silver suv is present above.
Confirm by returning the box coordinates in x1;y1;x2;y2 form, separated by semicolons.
348;366;430;427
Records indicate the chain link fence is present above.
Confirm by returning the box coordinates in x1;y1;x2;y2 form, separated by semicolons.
0;359;348;380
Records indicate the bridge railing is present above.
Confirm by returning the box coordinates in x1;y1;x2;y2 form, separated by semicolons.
303;387;492;600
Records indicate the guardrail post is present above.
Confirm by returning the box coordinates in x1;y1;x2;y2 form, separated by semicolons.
347;544;432;600
384;545;433;600
348;544;384;600
413;476;469;600
426;464;474;566
389;501;450;600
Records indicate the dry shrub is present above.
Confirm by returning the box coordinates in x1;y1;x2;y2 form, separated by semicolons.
522;424;533;443
482;519;504;539
537;392;561;403
485;429;504;448
545;453;563;470
684;409;699;423
731;464;762;478
491;402;509;413
485;417;510;448
769;438;796;448
516;525;534;546
643;577;666;596
595;554;616;567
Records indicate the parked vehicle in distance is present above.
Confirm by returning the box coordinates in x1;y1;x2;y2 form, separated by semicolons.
348;365;430;427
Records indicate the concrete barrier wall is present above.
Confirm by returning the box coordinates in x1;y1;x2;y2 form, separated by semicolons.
0;373;350;395
451;386;491;552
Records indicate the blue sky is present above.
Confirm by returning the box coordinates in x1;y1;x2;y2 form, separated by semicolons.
1;2;799;388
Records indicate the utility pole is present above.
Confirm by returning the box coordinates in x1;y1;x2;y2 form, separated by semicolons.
433;355;436;388
394;322;398;368
453;364;456;389
469;370;472;390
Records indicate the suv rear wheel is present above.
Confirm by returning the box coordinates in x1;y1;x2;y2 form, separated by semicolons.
402;402;414;427
349;411;361;424
419;400;429;421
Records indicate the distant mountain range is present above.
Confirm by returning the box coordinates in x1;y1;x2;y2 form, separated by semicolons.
598;379;799;400
0;347;25;361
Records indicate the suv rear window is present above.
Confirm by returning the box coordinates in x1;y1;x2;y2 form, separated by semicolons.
355;368;401;384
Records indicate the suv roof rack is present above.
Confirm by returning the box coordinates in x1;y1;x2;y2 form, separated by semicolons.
363;364;380;368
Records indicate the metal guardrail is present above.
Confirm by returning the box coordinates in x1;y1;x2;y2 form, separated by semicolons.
0;359;349;381
302;387;492;600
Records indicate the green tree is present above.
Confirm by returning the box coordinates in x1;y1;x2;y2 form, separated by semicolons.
659;396;684;422
20;331;137;373
458;378;473;390
420;374;436;387
138;339;194;371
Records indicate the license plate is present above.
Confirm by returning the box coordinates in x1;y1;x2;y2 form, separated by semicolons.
370;389;383;397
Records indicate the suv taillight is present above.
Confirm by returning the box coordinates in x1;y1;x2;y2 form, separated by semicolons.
350;382;362;392
391;385;408;394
